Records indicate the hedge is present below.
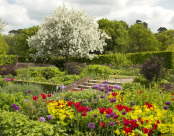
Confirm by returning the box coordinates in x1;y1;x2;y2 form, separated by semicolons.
0;55;17;65
126;51;174;69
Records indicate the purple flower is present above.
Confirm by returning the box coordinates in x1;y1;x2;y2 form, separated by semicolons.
110;112;116;117
165;101;171;105
28;90;31;93
108;88;113;91
88;108;92;111
11;104;17;107
110;98;116;103
106;114;111;118
88;123;95;129
98;120;101;123
163;106;168;110
103;81;108;84
101;88;104;92
113;85;122;90
100;95;105;98
98;83;102;87
24;99;29;102
109;122;115;126
103;84;109;90
94;114;97;118
117;86;122;90
23;75;25;77
74;84;77;86
47;115;53;120
122;111;127;115
14;106;20;111
104;90;108;93
59;85;63;90
40;117;45;122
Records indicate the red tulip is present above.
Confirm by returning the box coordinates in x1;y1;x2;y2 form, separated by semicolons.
47;94;51;97
105;108;113;114
41;93;47;99
123;126;132;134
33;96;38;101
67;101;74;106
100;122;106;128
98;107;105;114
74;102;81;108
81;112;87;116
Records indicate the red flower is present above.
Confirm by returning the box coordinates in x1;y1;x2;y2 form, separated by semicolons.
138;117;143;125
172;93;174;96
123;126;132;134
67;101;74;106
153;123;157;130
116;105;124;111
9;78;14;81
47;94;51;97
171;99;174;101
145;102;152;109
105;108;113;114
113;115;119;119
130;120;139;129
71;89;76;92
74;102;81;108
98;107;105;114
81;112;87;116
49;100;54;103
100;122;106;128
41;93;47;99
123;117;130;126
139;90;142;94
110;86;113;89
77;106;87;112
33;96;38;101
142;128;152;136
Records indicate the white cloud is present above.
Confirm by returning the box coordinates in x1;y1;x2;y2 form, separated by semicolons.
0;0;174;34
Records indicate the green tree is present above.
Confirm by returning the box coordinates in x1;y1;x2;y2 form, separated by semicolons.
156;29;174;50
128;23;159;52
157;27;167;33
0;34;9;55
98;18;129;53
14;26;40;58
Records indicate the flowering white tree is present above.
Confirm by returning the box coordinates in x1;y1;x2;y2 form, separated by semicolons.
28;5;110;61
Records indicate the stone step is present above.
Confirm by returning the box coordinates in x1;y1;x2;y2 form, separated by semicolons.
78;85;92;89
73;88;89;91
88;80;123;85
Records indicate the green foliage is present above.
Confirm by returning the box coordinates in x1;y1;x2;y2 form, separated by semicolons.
128;23;159;52
82;65;112;79
0;110;67;136
14;26;40;58
132;76;149;87
15;66;65;80
0;55;17;65
0;84;42;96
49;74;82;85
140;56;165;82
127;51;174;69
0;34;9;55
70;53;132;68
0;92;29;111
49;56;66;68
97;18;129;53
112;68;140;76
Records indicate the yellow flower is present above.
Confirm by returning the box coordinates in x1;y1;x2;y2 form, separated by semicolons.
114;129;120;135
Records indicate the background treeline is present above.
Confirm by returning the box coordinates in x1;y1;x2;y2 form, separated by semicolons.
0;18;174;62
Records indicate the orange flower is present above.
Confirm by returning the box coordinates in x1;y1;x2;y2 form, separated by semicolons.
115;74;118;76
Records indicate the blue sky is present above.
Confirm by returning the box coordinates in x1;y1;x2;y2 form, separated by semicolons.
0;0;174;34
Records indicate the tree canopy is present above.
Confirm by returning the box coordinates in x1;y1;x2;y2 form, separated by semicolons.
28;5;110;61
128;23;159;52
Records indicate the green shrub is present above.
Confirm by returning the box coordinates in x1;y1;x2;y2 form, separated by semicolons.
0;110;67;136
127;51;174;69
0;92;29;111
0;64;16;76
0;55;17;65
112;68;140;76
49;74;81;85
15;66;65;80
0;84;42;96
82;65;112;79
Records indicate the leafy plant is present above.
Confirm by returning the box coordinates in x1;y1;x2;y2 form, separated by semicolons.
140;56;165;83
